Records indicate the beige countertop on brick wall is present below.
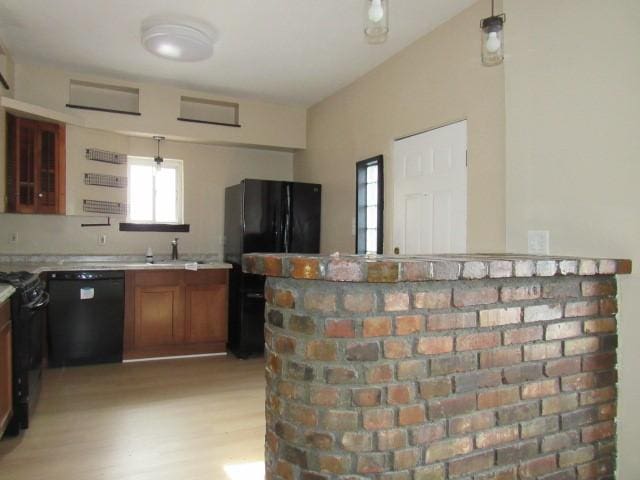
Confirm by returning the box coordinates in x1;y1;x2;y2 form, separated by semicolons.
242;253;632;282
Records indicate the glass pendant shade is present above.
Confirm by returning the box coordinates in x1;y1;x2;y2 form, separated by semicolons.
153;136;165;171
481;15;505;66
364;0;389;44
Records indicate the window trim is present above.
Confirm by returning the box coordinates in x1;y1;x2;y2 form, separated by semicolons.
126;156;184;225
355;155;384;255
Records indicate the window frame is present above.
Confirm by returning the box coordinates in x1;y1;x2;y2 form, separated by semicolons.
126;156;184;225
355;155;384;255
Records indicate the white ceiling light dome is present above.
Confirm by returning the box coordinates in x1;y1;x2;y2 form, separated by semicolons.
141;17;215;62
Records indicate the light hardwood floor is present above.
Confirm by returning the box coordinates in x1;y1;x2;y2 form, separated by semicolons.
0;356;266;480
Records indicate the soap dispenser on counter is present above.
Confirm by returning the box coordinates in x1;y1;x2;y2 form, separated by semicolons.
145;247;154;264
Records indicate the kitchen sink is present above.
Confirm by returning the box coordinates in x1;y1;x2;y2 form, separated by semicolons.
151;260;206;265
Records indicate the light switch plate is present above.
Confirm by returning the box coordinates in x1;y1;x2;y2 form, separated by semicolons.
528;230;550;255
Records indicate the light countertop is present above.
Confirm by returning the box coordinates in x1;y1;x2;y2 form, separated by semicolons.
0;254;232;275
0;285;15;303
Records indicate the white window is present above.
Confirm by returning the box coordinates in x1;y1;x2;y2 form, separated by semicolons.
127;156;183;223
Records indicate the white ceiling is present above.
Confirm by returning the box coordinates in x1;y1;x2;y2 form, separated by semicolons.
0;0;476;106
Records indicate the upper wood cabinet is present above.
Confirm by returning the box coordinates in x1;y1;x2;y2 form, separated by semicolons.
6;114;66;214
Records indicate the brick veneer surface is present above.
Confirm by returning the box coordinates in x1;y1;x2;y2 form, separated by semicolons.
262;271;622;480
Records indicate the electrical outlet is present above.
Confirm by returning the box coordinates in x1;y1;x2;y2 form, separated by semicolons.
528;230;550;255
98;234;107;246
9;232;18;244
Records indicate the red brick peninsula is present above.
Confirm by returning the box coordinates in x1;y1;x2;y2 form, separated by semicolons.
243;253;631;480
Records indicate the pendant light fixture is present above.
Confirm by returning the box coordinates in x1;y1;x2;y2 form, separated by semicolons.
364;0;389;44
153;136;165;171
480;0;506;66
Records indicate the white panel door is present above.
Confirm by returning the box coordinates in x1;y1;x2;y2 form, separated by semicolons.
393;120;467;254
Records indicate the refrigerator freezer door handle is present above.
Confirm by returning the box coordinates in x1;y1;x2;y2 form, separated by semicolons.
272;211;279;247
283;183;292;253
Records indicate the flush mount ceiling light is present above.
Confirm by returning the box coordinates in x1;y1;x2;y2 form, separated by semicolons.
141;20;214;62
364;0;389;44
480;0;506;66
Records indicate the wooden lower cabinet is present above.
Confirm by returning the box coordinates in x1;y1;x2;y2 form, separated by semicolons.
134;285;184;348
124;269;228;360
185;285;227;344
0;300;12;436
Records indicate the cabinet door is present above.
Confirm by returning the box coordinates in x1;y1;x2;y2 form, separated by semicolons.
0;301;12;436
134;286;184;348
11;117;38;213
7;114;65;214
185;284;228;344
36;121;65;214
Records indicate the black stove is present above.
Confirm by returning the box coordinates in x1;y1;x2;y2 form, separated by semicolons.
0;271;44;304
0;270;49;435
0;271;36;286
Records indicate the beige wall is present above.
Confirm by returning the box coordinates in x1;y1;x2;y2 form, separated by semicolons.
503;0;640;477
294;0;505;254
13;63;306;150
0;55;296;257
0;47;14;216
0;125;293;256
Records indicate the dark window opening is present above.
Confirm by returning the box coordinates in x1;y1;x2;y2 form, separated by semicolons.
356;155;384;254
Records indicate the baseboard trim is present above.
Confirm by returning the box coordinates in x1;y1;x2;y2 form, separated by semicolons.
123;352;228;363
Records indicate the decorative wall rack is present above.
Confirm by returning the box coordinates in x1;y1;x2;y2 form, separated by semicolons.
85;148;127;165
84;173;127;188
83;199;128;216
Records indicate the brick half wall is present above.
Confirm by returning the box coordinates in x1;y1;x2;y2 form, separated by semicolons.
264;275;618;480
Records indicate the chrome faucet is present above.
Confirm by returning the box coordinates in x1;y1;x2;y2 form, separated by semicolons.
171;238;179;260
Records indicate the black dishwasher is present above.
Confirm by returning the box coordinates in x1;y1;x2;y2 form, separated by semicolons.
47;271;125;367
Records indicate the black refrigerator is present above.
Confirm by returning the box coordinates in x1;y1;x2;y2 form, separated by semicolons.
224;179;321;357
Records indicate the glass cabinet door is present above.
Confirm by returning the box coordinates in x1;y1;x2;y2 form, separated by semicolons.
8;115;64;214
37;126;59;213
16;118;38;213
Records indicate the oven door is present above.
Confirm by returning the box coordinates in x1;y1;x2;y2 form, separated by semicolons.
11;291;49;431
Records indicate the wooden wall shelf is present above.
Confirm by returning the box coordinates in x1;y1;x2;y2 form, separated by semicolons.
177;117;241;128
66;104;142;116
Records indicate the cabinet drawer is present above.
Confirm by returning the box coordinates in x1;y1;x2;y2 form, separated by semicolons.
133;270;183;286
184;269;228;285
